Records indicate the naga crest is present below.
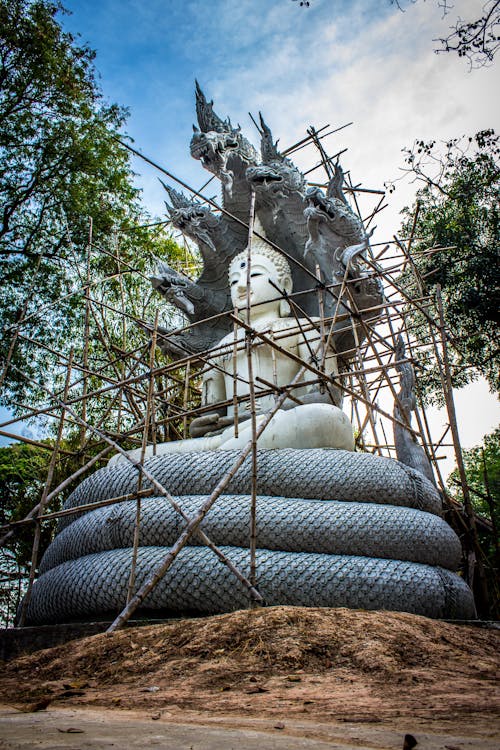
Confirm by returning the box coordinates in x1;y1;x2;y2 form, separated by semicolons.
190;81;258;196
304;168;365;282
153;84;386;360
305;171;364;251
163;184;219;254
246;114;306;202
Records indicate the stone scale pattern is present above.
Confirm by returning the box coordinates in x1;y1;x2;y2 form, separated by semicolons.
23;449;476;624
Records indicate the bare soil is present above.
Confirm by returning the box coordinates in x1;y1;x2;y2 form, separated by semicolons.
1;607;499;743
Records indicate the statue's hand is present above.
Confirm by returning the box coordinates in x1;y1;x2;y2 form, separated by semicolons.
189;412;220;438
189;412;236;438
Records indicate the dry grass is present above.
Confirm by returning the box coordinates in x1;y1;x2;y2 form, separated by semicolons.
2;607;499;728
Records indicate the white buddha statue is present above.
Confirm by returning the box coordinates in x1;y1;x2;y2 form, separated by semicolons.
109;237;354;466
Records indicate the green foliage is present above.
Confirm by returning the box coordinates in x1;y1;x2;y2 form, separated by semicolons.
399;130;500;404
448;429;500;608
0;443;60;568
448;429;500;537
0;438;112;625
0;0;183;425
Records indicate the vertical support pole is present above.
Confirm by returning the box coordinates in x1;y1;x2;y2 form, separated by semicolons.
127;312;159;604
351;322;383;455
117;232;127;436
182;360;191;439
232;308;240;438
245;190;259;599
435;285;489;613
18;350;74;627
80;217;92;450
315;264;326;387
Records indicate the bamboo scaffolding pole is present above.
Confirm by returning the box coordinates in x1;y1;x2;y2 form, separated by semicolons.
398;325;441;483
80;218;93;449
303;147;349;179
433;286;489;610
350;318;383;455
364;195;387;230
232;308;240;438
305;124;340;179
244;192;259;596
116;234;127;434
182;359;191;439
353;373;386;450
0;429;73;455
1;487;156;533
127;313;159;603
315;264;326;375
282;122;336;156
17;350;74;627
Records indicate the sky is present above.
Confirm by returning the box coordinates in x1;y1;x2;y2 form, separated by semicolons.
2;0;499;473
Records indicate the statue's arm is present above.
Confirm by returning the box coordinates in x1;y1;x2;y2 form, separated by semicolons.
189;367;230;437
294;328;343;408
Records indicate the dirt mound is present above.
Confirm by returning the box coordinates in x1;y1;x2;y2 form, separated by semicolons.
2;607;499;728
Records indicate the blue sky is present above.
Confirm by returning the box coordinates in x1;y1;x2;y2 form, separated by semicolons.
59;0;498;228
1;0;498;461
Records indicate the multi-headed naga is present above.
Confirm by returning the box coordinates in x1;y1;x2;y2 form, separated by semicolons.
152;83;384;360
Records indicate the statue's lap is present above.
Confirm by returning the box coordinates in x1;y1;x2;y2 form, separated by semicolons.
109;403;354;466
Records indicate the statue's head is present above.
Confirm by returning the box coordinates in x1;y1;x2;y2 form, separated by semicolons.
229;237;292;319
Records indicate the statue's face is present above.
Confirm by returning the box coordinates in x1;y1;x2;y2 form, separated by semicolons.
230;253;288;315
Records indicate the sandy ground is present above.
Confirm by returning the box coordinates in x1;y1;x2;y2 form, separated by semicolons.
1;705;499;749
1;607;499;749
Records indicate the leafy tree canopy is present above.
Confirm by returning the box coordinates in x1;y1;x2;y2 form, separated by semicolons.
0;0;182;424
398;130;499;403
448;428;500;607
448;428;500;523
0;438;111;626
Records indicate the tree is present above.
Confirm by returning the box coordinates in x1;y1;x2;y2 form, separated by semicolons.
292;0;500;66
392;1;500;65
447;429;500;616
398;130;500;403
430;0;500;67
0;0;181;427
0;438;111;626
391;1;500;66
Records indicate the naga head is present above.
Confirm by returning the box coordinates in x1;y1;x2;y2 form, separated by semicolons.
303;180;364;247
189;82;257;195
150;260;195;317
246;113;305;202
163;183;219;253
